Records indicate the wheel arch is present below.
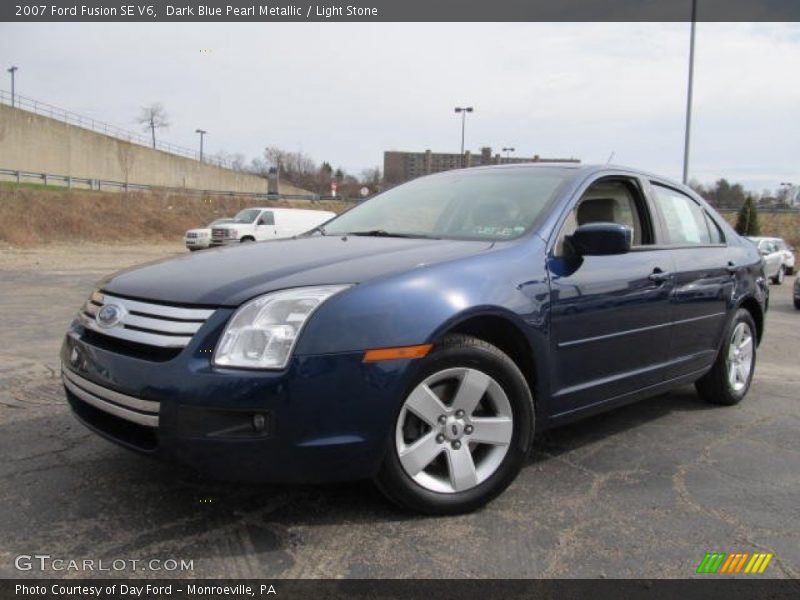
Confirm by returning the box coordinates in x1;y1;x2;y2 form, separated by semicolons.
737;296;764;344
436;312;539;410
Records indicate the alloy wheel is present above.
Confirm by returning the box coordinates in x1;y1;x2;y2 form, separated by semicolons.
395;367;513;494
726;322;754;392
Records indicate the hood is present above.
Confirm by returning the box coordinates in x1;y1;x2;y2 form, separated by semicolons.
186;228;211;235
101;235;494;306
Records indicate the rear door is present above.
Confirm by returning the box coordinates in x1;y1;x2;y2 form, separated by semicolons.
649;182;732;378
547;175;675;415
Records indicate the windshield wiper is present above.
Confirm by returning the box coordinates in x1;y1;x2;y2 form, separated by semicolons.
309;225;326;236
345;230;440;239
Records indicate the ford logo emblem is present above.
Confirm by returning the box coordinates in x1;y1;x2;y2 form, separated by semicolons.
96;304;125;328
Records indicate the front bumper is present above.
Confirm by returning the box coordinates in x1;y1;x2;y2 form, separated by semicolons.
60;318;415;483
209;238;238;246
184;237;210;249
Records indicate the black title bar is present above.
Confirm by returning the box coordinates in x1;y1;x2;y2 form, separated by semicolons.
4;579;800;599
3;0;800;22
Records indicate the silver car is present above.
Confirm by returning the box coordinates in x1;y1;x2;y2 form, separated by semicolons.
747;237;793;284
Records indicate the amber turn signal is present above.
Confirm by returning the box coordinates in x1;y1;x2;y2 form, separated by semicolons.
363;344;433;362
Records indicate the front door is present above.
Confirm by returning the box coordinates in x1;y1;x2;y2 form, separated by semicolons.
547;176;674;417
255;210;277;240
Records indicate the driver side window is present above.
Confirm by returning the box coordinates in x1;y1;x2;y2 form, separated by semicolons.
259;211;275;226
555;179;649;256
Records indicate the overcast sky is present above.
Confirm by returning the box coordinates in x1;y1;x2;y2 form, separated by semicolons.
1;22;798;191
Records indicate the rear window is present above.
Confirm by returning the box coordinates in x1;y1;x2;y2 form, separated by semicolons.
652;184;714;246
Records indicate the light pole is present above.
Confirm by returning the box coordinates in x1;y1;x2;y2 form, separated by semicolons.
7;66;18;107
454;106;473;167
780;182;794;206
502;147;515;163
682;0;697;184
195;129;207;163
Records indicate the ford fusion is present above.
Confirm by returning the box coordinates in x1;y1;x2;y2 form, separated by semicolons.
62;164;768;514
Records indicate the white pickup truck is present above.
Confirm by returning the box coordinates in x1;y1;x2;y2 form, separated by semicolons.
210;207;336;246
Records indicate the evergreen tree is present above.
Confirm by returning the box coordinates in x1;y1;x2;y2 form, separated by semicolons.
735;195;760;236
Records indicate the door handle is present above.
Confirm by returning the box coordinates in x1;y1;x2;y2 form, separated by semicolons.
648;268;671;283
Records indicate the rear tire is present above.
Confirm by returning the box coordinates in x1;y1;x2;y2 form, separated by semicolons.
772;266;785;285
695;308;756;406
375;334;534;515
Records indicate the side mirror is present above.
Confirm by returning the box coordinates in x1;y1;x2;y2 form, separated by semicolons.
567;222;632;256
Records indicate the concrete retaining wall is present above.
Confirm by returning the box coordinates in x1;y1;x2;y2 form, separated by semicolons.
0;104;308;195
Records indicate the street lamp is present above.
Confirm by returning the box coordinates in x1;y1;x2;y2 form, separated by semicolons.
502;147;515;162
682;0;697;184
195;129;207;163
780;182;795;206
7;66;18;107
454;106;474;167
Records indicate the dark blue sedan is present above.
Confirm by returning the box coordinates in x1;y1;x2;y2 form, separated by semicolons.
61;164;768;513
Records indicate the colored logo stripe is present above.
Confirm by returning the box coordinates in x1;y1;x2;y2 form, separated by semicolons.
697;552;773;574
697;553;726;573
744;553;774;574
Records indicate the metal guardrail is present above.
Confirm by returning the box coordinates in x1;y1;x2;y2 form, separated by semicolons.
0;167;360;203
0;89;237;170
715;206;800;214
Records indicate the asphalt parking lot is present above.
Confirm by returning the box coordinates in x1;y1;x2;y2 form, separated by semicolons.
0;245;798;579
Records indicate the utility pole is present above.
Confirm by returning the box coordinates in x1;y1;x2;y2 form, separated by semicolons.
7;66;18;107
195;129;207;162
682;0;697;184
502;147;515;163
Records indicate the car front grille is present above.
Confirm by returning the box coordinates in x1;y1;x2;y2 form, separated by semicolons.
62;368;159;428
211;228;235;239
78;291;215;349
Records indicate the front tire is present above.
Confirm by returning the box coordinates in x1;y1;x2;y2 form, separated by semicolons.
240;236;255;243
772;266;785;285
695;308;757;406
375;334;534;515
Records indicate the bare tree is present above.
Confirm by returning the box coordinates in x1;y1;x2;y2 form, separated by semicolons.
136;103;169;149
360;167;382;185
116;140;137;190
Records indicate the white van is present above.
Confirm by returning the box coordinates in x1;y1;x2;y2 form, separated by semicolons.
210;207;335;246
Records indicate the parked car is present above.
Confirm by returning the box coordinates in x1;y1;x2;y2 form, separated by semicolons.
184;218;233;251
775;238;796;275
746;236;794;283
62;164;768;514
794;274;800;309
210;207;335;246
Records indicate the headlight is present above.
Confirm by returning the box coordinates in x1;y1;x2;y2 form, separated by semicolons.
213;285;351;369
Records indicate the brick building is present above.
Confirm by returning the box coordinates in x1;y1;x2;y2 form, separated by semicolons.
383;147;579;184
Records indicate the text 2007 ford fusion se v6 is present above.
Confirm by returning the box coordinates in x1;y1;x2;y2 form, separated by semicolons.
61;164;767;514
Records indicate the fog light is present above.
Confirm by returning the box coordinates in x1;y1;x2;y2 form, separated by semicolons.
253;413;266;433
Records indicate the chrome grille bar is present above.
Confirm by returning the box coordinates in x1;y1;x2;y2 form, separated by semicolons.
63;368;159;427
79;292;214;349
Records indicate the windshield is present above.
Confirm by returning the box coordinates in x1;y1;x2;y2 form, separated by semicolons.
323;168;572;241
231;209;261;224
